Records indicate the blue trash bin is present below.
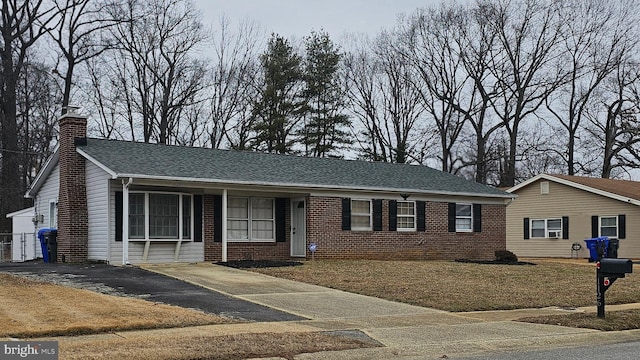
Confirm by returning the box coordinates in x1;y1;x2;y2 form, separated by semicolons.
38;228;58;263
584;237;609;262
37;228;51;263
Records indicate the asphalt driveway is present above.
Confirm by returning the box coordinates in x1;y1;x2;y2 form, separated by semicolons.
0;261;303;322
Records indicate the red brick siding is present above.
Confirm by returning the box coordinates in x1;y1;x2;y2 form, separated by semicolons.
57;116;89;263
306;196;505;260
203;195;291;261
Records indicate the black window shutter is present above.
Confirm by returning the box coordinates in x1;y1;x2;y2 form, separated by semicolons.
341;198;351;230
591;216;599;238
214;195;222;242
562;216;569;240
416;201;426;232
388;200;397;231
473;204;482;232
618;214;626;239
275;198;287;242
193;195;203;242
115;191;123;242
447;203;456;232
523;218;529;239
372;199;383;231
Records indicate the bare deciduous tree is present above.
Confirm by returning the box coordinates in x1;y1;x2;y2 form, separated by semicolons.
586;61;640;178
0;0;59;231
49;0;120;113
207;17;262;149
545;0;637;175
344;31;426;164
402;5;470;172
108;0;208;144
485;0;566;186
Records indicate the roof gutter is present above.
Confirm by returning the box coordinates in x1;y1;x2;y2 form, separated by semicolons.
112;173;516;200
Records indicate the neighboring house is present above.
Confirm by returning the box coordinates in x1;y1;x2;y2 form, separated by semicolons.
506;174;639;259
5;207;38;262
26;112;514;264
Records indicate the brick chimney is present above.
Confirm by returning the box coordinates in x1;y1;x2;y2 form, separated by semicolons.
57;110;88;263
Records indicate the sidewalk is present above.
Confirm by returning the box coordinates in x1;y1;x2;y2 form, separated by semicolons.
141;263;640;359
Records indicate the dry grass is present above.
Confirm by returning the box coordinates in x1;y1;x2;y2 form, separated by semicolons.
519;309;640;331
0;273;233;338
0;273;377;359
60;331;379;360
251;259;640;312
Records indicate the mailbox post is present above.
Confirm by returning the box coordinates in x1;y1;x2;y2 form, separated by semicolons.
596;258;633;318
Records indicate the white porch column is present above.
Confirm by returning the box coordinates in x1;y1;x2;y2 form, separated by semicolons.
122;178;132;265
222;189;228;262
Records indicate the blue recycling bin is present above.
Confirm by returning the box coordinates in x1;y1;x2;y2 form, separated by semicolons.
38;228;51;262
37;228;58;263
584;237;609;262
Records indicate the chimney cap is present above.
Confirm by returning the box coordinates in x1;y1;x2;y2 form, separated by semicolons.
63;105;82;115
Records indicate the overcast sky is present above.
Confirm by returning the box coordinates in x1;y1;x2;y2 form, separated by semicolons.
193;0;441;39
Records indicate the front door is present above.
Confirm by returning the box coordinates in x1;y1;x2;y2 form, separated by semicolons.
291;200;306;257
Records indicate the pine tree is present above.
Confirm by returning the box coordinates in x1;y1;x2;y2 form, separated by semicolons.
301;31;351;157
251;34;303;154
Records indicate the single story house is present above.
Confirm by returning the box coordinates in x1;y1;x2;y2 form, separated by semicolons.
506;173;640;258
5;207;38;262
26;112;514;264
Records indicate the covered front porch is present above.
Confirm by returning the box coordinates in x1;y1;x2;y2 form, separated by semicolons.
112;178;309;265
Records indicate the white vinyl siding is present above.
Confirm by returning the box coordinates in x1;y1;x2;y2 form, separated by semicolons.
34;164;59;259
86;161;110;261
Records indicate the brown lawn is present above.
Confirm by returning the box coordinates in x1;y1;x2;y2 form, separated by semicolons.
0;273;377;359
0;273;232;338
59;331;378;360
251;259;640;312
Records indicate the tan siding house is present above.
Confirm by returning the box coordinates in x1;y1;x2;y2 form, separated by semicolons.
506;174;640;259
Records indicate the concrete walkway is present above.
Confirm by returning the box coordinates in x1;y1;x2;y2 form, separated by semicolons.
141;263;640;359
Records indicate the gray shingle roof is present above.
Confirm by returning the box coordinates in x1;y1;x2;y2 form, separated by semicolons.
77;138;512;198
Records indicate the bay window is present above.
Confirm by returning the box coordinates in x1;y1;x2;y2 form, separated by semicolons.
128;192;193;240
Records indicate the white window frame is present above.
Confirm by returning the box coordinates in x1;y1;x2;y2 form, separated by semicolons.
227;196;275;242
128;191;193;241
48;200;58;228
397;201;416;232
599;216;618;238
351;199;372;231
455;203;473;232
530;218;562;238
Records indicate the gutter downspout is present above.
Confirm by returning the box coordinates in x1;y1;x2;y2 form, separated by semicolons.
122;178;133;265
222;188;228;262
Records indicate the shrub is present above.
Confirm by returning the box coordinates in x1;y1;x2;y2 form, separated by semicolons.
495;250;518;263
